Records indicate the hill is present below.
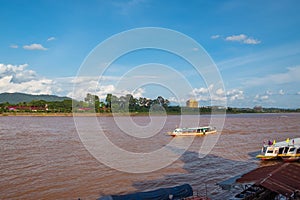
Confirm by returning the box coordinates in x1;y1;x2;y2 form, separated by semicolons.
0;92;72;104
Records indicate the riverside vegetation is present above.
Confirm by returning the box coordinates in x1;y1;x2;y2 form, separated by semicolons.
0;93;299;115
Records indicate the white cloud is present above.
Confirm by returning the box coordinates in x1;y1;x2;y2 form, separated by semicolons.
192;85;243;103
225;34;260;45
68;82;116;101
0;63;37;83
47;37;56;41
266;90;273;95
69;76;113;100
190;87;243;104
9;44;18;49
190;84;230;104
278;89;284;95
255;94;269;100
0;64;224;104
218;41;300;71
68;75;148;100
192;84;214;96
225;34;247;42
226;89;244;101
211;35;220;39
0;63;244;105
243;38;261;44
216;88;225;95
2;78;54;95
245;66;300;86
70;76;99;84
0;63;58;95
23;43;47;51
132;88;145;98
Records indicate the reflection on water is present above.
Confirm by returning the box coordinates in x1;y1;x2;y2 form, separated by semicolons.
0;113;299;199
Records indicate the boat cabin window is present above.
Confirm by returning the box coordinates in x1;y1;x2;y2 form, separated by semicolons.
283;147;289;154
278;147;288;154
296;148;300;153
289;147;296;152
267;149;274;153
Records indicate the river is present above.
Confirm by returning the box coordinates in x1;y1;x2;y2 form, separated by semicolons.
1;113;299;199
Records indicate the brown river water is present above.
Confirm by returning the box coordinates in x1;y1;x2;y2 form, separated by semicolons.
1;113;300;199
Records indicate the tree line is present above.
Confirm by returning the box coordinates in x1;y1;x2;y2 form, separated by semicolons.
76;93;174;113
0;93;183;114
1;93;299;114
0;99;73;113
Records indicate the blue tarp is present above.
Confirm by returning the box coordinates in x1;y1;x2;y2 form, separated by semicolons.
98;184;193;200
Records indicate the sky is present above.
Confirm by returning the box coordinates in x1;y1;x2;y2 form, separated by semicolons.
0;0;300;108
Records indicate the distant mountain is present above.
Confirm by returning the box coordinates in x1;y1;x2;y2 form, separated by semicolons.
0;92;72;104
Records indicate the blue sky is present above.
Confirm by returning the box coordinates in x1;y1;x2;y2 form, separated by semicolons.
1;0;300;108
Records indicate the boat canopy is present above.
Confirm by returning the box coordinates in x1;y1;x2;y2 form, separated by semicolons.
98;184;193;200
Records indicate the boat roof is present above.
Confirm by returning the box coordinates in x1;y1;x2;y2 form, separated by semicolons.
98;184;193;200
272;137;300;147
175;126;212;130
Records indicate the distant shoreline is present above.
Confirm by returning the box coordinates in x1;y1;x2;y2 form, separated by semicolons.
0;112;112;117
0;112;159;117
1;112;299;117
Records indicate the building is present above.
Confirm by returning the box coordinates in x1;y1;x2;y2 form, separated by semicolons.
186;99;198;108
254;106;263;112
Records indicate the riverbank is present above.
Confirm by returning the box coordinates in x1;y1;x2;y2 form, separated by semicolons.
0;112;110;117
1;111;299;117
0;112;159;117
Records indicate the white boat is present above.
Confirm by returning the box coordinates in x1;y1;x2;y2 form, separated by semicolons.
167;126;217;136
256;145;285;160
256;138;300;161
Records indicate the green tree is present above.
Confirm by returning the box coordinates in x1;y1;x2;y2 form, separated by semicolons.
105;93;112;111
84;93;94;105
125;94;136;111
110;95;119;112
84;93;100;111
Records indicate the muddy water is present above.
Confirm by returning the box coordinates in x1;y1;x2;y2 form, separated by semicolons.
1;113;299;199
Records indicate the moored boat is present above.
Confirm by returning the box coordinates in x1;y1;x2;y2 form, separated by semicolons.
97;184;199;200
256;145;282;160
256;138;300;161
167;126;216;136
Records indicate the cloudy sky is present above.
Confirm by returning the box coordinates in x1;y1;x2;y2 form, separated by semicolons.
1;0;300;108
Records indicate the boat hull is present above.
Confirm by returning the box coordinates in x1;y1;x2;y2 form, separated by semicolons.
282;157;300;162
256;154;278;160
281;153;300;162
168;130;217;137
